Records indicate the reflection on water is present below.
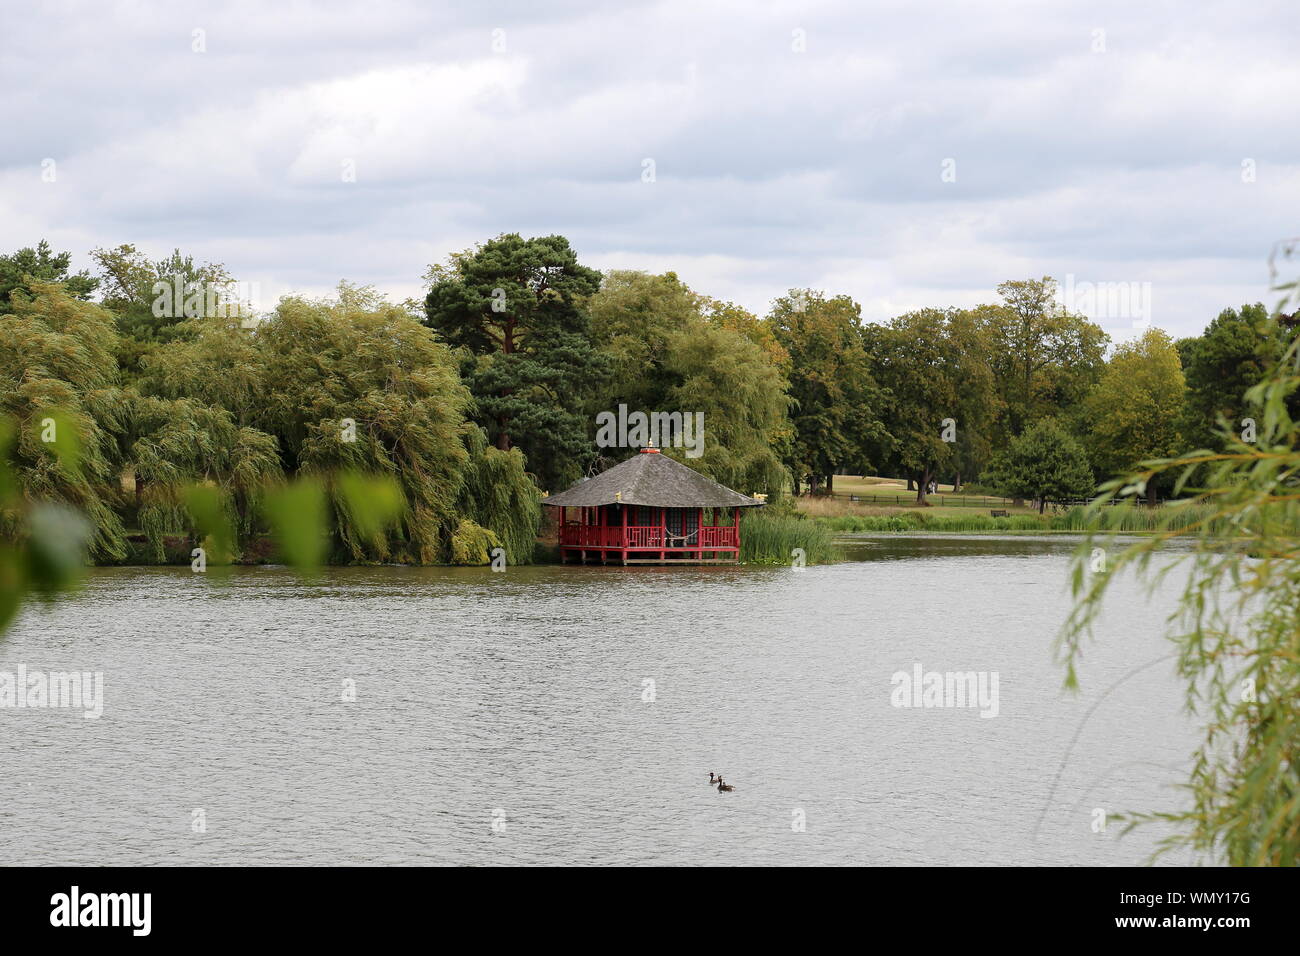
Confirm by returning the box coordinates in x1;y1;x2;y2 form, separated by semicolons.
0;536;1197;865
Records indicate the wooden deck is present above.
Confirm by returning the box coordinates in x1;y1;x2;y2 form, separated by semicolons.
559;523;740;565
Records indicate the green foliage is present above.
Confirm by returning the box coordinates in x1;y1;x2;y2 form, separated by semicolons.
1051;503;1218;533
0;418;93;634
984;277;1109;437
863;307;998;501
982;418;1094;512
128;394;282;559
263;478;328;572
0;240;98;314
424;233;607;492
0;275;545;570
3;276;540;570
91;244;240;377
1082;328;1186;495
454;426;540;565
663;313;789;497
739;511;838;565
817;504;1220;534
768;289;884;493
1062;314;1300;864
587;270;701;408
587;271;790;499
269;291;471;562
181;484;235;568
1177;303;1295;453
337;472;406;541
145;285;491;564
448;518;502;565
0;283;126;560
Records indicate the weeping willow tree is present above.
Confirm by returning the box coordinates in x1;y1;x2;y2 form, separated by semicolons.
137;312;264;428
0;282;127;560
144;284;534;564
258;287;479;563
5;274;544;568
454;425;541;565
125;395;282;562
0;417;94;634
1061;273;1300;865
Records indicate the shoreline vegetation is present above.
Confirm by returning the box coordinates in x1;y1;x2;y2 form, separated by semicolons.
1;238;1295;578
83;494;1196;567
812;502;1214;536
89;492;1194;568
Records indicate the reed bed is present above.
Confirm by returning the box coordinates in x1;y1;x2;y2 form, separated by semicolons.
740;512;839;565
819;503;1227;535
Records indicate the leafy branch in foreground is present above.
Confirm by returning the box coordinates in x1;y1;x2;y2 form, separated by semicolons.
0;399;406;636
1060;314;1300;865
0;413;94;633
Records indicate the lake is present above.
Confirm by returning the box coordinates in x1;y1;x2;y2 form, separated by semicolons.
0;534;1199;866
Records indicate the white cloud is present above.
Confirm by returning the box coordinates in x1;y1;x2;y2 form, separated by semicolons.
2;0;1297;334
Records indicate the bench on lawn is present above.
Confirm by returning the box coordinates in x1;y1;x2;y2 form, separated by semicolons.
990;509;1009;517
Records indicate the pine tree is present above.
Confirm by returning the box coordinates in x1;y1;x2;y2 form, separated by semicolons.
423;234;606;492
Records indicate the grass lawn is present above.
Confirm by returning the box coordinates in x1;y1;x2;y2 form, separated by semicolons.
796;475;1040;517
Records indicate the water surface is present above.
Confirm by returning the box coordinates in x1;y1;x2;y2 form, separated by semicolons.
0;535;1198;865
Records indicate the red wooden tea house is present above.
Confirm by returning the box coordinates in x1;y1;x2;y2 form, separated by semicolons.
544;447;764;564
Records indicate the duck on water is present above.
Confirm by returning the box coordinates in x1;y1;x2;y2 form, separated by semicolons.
709;772;735;792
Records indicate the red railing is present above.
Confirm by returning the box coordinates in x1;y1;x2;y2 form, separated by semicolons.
699;526;738;548
560;525;626;548
625;525;664;548
560;524;738;550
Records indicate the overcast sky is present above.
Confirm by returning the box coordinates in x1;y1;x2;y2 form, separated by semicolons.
3;0;1298;339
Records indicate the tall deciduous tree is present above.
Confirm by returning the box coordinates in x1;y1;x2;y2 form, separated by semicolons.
864;308;998;504
1082;328;1185;504
705;298;790;371
768;289;885;494
983;278;1108;438
423;234;606;492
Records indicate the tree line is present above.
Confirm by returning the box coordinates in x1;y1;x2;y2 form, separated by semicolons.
419;234;1296;509
1;234;1295;563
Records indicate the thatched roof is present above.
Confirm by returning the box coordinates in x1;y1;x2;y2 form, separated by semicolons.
543;450;765;508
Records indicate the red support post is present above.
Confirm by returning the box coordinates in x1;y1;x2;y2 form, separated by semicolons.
660;506;666;562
